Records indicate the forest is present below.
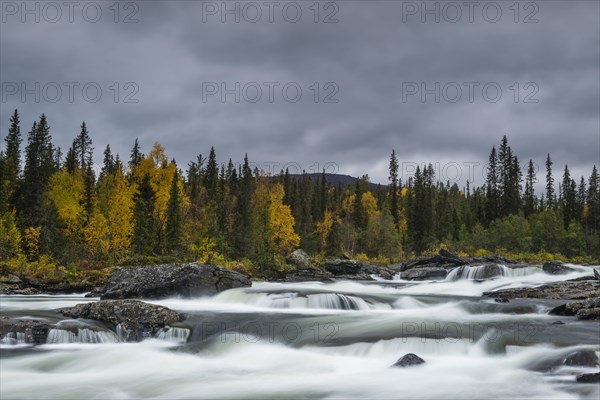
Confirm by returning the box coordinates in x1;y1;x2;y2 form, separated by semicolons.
0;110;598;283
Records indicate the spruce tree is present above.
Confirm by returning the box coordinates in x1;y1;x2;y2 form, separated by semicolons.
389;149;399;226
3;109;21;206
545;154;554;208
165;169;183;253
485;146;499;223
133;173;156;255
129;138;143;170
524;159;536;216
587;165;599;232
101;144;115;178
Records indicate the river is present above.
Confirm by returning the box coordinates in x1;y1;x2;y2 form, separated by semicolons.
1;264;599;399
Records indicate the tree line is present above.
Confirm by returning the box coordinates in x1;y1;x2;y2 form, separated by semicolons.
0;110;598;281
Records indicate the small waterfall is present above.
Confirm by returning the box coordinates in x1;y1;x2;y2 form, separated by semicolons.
46;328;120;344
446;265;540;281
0;332;27;345
155;327;191;344
267;292;371;310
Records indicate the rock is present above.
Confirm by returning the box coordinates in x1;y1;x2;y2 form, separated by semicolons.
101;263;251;300
319;259;395;280
439;249;461;260
0;275;22;284
564;351;599;367
60;300;185;341
282;268;334;282
484;280;600;300
286;249;313;270
549;297;600;320
401;267;448;281
322;259;364;275
543;261;575;275
551;320;565;325
494;298;510;303
476;264;505;279
0;317;51;344
576;373;600;383
594;269;600;281
392;353;426;368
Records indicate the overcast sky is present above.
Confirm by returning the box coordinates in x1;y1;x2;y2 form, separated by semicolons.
1;1;598;190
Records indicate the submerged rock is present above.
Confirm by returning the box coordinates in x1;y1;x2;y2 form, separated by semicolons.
0;317;51;344
401;267;447;281
576;373;600;383
549;297;600;320
484;280;600;300
60;300;185;341
101;263;251;300
392;353;426;368
564;351;599;367
543;261;575;275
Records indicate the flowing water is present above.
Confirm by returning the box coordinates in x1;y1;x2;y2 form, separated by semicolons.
1;264;599;399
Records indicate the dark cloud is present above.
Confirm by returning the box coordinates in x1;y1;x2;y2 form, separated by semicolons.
1;0;598;190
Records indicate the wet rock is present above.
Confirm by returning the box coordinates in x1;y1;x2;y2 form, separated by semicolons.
286;249;313;270
550;320;565;325
60;300;185;341
392;353;426;368
319;259;394;280
401;267;448;281
594;269;600;281
549;297;600;320
484;280;600;300
564;351;599;367
282;268;334;282
494;298;510;303
0;317;51;344
576;373;600;383
543;261;575;275
101;263;251;300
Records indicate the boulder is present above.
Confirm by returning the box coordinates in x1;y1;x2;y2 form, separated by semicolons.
564;351;599;367
494;298;510;303
401;267;448;281
282;268;334;282
286;250;313;270
101;263;251;300
0;317;51;344
60;300;185;341
549;297;600;320
322;259;364;275
475;264;505;279
543;261;575;275
594;269;600;281
392;353;426;368
576;373;600;383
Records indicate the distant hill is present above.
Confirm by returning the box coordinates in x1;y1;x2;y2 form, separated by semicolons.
286;173;386;191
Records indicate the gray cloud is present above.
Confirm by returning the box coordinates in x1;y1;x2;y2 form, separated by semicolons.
1;0;598;191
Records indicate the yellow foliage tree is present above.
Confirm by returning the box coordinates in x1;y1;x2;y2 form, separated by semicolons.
48;169;85;234
315;209;336;249
97;168;135;259
361;191;380;222
268;183;300;254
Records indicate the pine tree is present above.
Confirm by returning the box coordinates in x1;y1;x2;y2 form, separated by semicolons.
586;165;599;232
132;173;156;254
524;159;536;217
18;115;57;229
165;168;183;253
3;109;21;207
129;138;143;170
485;146;499;223
205;147;218;201
562;165;577;228
101;144;115;178
73;122;93;170
545;154;554;208
389;149;399;226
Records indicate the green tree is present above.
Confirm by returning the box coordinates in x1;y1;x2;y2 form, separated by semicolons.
165;169;183;253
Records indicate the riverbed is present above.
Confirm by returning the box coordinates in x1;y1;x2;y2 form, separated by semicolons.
1;264;599;399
